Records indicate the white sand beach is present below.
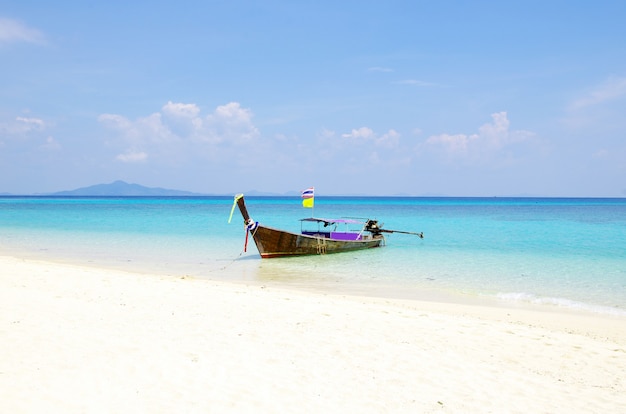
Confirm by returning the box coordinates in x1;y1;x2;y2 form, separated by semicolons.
1;255;625;413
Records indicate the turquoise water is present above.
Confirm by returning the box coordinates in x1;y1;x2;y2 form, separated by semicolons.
1;196;625;315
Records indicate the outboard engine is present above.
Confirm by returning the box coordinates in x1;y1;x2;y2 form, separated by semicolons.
365;219;383;236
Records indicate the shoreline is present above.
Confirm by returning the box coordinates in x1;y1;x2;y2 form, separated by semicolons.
6;244;626;319
2;255;625;412
4;253;626;339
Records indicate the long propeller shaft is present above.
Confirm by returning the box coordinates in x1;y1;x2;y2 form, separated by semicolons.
378;228;424;238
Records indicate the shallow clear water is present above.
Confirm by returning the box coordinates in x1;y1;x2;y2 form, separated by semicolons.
1;196;625;315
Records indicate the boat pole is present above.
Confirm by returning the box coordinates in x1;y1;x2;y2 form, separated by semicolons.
230;194;256;252
229;194;251;224
235;194;252;223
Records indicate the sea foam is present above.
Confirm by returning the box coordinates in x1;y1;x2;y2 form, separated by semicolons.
497;292;626;316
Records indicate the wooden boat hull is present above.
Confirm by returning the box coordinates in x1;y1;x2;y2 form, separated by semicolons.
250;224;384;258
233;193;385;258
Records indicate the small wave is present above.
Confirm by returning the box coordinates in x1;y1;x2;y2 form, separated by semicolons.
496;292;626;317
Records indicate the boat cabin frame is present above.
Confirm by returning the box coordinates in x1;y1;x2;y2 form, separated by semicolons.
299;217;372;241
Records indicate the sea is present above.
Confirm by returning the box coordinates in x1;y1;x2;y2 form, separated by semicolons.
1;196;625;316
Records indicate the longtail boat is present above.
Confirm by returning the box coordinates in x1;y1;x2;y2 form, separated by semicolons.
229;194;423;258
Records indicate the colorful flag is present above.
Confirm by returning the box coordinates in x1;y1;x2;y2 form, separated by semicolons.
301;187;314;208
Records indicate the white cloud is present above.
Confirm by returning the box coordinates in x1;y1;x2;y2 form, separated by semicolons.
341;127;399;148
98;114;133;131
376;129;400;148
310;126;407;175
0;17;45;45
204;102;259;143
16;116;44;128
99;101;259;163
214;102;251;120
421;112;535;163
476;111;515;148
394;79;438;87
161;102;203;139
0;116;46;135
319;128;335;139
0;115;56;153
569;76;626;110
162;101;200;119
342;127;375;140
368;67;394;72
425;133;477;153
136;113;176;143
116;150;148;163
39;136;61;151
98;113;144;145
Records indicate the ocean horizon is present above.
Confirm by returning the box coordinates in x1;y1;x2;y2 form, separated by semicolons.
1;195;625;316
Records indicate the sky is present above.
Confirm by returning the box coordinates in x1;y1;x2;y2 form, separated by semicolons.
1;0;625;196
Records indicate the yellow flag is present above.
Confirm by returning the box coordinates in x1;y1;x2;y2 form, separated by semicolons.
301;187;314;208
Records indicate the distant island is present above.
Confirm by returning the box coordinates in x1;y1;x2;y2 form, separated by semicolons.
1;181;444;197
48;181;300;197
51;180;202;196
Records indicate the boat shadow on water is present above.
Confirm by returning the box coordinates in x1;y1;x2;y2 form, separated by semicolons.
248;249;389;286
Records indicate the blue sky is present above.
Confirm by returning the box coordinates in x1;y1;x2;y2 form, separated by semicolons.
1;1;625;196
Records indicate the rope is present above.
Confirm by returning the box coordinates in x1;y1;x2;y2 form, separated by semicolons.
206;224;259;273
